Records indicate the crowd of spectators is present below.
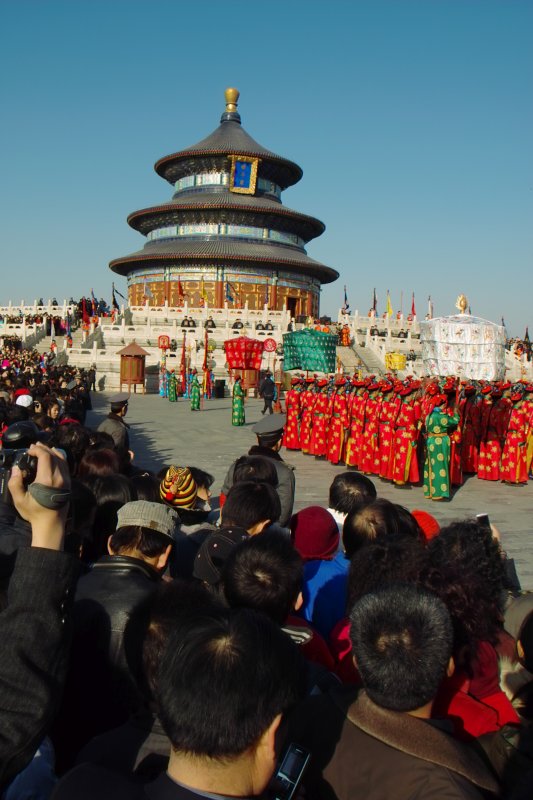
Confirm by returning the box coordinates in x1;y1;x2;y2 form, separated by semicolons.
1;342;533;798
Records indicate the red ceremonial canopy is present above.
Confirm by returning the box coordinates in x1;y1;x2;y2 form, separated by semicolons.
224;336;264;370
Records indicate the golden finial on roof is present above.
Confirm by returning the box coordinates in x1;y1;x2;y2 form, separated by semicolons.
455;294;468;314
225;87;240;113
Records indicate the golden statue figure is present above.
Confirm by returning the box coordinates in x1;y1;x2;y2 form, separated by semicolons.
455;294;468;314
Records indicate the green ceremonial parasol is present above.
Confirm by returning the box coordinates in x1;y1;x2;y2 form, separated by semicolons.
283;329;337;372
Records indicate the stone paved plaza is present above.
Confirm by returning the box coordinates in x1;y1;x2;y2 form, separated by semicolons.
88;392;533;589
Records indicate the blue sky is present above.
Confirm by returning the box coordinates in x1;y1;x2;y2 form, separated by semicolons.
0;0;531;335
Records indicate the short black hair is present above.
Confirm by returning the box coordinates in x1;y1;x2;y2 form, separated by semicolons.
139;580;219;700
346;538;428;613
350;585;453;712
156;607;304;758
221;481;281;529
223;531;303;624
109;525;171;559
233;455;278;487
329;472;377;515
342;499;421;559
187;466;215;490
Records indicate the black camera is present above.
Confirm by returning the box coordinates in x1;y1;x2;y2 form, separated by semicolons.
0;449;38;503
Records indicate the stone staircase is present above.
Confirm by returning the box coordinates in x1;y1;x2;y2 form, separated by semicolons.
351;342;386;377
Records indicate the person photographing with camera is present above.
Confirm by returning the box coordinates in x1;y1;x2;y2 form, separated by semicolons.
0;443;79;789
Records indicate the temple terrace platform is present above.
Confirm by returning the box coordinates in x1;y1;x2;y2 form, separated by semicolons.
87;391;533;590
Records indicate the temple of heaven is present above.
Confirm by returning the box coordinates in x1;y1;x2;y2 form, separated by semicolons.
109;88;338;317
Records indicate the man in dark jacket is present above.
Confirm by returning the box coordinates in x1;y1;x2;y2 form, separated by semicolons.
220;414;295;528
258;371;276;415
97;393;131;468
53;500;179;771
0;443;77;789
288;585;500;799
53;608;305;800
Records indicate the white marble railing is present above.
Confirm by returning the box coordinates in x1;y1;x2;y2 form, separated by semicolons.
339;310;421;336
129;302;290;328
0;301;78;318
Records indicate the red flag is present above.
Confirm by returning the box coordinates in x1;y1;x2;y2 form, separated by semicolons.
180;332;187;394
82;298;90;325
177;277;184;297
203;327;209;372
411;292;416;317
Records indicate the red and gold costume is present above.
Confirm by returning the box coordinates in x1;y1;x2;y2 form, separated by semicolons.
478;392;512;481
524;386;533;475
359;385;383;475
283;379;303;450
299;382;316;455
309;383;330;457
344;383;368;469
391;384;422;485
377;384;401;480
459;388;481;475
500;396;529;484
326;382;350;465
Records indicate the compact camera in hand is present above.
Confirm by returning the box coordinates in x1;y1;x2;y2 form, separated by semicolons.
0;450;38;503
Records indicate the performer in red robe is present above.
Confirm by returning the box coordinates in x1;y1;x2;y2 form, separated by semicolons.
500;388;529;484
478;387;512;481
459;384;481;475
326;379;350;465
377;380;401;480
309;380;330;458
391;380;422;485
344;379;368;469
299;379;317;455
283;377;303;450
523;384;533;476
359;381;383;475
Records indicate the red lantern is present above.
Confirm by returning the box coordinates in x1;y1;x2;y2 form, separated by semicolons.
263;337;277;352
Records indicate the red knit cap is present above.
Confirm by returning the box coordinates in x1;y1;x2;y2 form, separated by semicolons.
411;509;440;541
290;506;339;561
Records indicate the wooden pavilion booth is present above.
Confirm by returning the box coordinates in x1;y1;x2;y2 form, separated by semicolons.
117;341;149;393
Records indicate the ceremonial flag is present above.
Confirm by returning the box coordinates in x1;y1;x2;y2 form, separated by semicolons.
90;289;97;316
265;280;269;309
372;288;377;314
82;297;90;325
112;286;120;311
501;316;506;328
177;277;185;298
342;285;350;313
386;290;393;318
65;313;71;336
225;281;234;304
112;282;126;300
411;292;416;317
428;295;434;319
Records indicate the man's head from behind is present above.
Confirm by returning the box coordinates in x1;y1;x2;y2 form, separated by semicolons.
221;481;281;533
222;530;303;624
350;585;453;713
156;607;304;791
329;471;377;516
